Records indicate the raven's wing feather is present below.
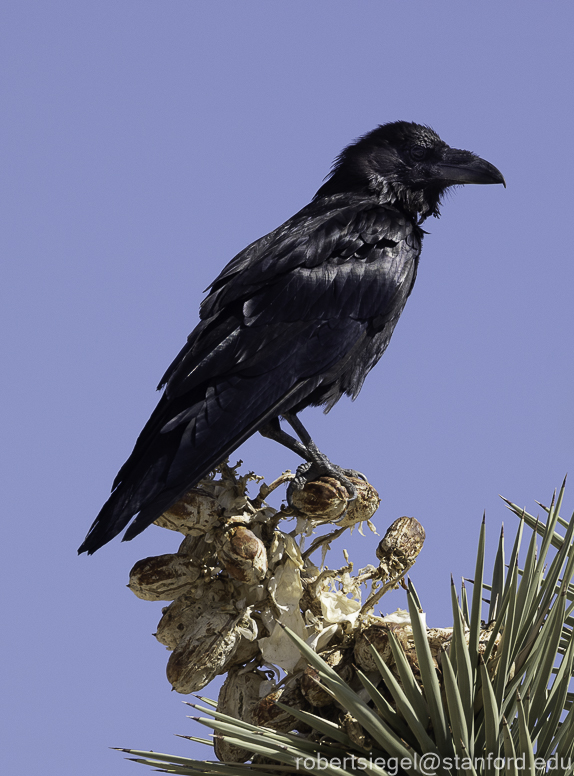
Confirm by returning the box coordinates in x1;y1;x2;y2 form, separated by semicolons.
78;198;420;553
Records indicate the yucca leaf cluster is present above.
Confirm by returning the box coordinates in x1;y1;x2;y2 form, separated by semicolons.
121;479;574;775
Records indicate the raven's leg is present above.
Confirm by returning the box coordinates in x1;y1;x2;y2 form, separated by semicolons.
281;412;364;503
259;418;312;461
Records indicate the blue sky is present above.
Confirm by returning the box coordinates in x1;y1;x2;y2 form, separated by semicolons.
2;2;574;773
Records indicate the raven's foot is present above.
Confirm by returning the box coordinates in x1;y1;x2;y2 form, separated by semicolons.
286;458;358;508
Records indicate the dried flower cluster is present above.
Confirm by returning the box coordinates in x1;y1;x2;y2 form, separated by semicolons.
128;460;472;762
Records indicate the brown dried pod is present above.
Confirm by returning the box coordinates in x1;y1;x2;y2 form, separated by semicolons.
300;666;331;707
376;516;425;577
353;624;392;672
301;649;351;707
166;607;247;694
336;478;380;527
155;578;230;649
214;668;266;762
427;628;455;669
176;533;216;560
156;593;210;649
289;477;349;521
224;632;261;669
215;525;267;583
253;677;310;733
128;554;202;601
154;488;222;536
300;577;324;618
340;711;373;750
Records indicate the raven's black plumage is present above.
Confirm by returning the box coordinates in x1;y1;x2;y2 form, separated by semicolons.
79;121;504;554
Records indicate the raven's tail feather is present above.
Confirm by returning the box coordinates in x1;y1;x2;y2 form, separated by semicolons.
78;378;313;554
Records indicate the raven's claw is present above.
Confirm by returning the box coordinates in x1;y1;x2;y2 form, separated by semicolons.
342;468;367;483
286;460;358;507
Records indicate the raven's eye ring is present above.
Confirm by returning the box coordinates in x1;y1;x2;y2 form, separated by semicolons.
410;145;427;161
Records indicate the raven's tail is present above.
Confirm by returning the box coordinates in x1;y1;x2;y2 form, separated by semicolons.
78;376;312;554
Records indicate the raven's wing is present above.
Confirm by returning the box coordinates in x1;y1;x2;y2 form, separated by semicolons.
79;197;420;553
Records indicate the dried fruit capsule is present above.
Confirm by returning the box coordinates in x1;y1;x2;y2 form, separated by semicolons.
300;649;351;707
341;712;373;750
128;554;202;601
166;607;245;694
353;624;392;672
337;478;380;527
290;477;349;520
253;678;308;732
214;668;267;762
215;525;267;583
376;516;425;576
155;578;230;649
154;488;222;535
156;593;211;649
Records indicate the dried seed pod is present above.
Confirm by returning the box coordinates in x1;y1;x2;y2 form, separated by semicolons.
154;488;222;536
156;593;210;649
300;577;323;618
253;678;309;733
301;649;351;707
300;666;331;707
337;478;380;527
166;607;247;694
176;533;216;561
214;668;267;762
340;712;373;750
155;578;229;649
215;525;267;583
376;516;425;577
224;631;261;669
128;554;202;601
353;624;392;672
289;477;349;521
427;628;455;669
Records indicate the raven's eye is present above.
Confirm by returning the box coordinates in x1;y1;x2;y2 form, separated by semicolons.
410;145;428;161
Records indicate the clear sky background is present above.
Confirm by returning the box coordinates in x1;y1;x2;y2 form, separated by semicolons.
2;2;574;773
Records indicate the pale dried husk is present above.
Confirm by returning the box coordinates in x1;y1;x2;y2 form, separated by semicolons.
224;631;261;669
128;553;202;601
156;593;210;650
340;711;373;750
300;648;351;707
354;622;393;672
155;489;222;536
376;516;425;577
259;556;307;672
336;478;380;527
252;677;309;733
214;525;268;583
214;668;266;762
290;477;349;520
166;607;252;694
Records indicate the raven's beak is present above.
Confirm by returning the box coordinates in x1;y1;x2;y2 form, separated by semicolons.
435;148;506;188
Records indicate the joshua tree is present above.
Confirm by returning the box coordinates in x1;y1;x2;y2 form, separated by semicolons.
117;465;574;775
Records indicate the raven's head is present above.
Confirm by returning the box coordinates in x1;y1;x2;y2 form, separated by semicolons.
316;121;505;222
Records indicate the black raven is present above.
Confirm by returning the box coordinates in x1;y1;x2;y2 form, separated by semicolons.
79;121;504;554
